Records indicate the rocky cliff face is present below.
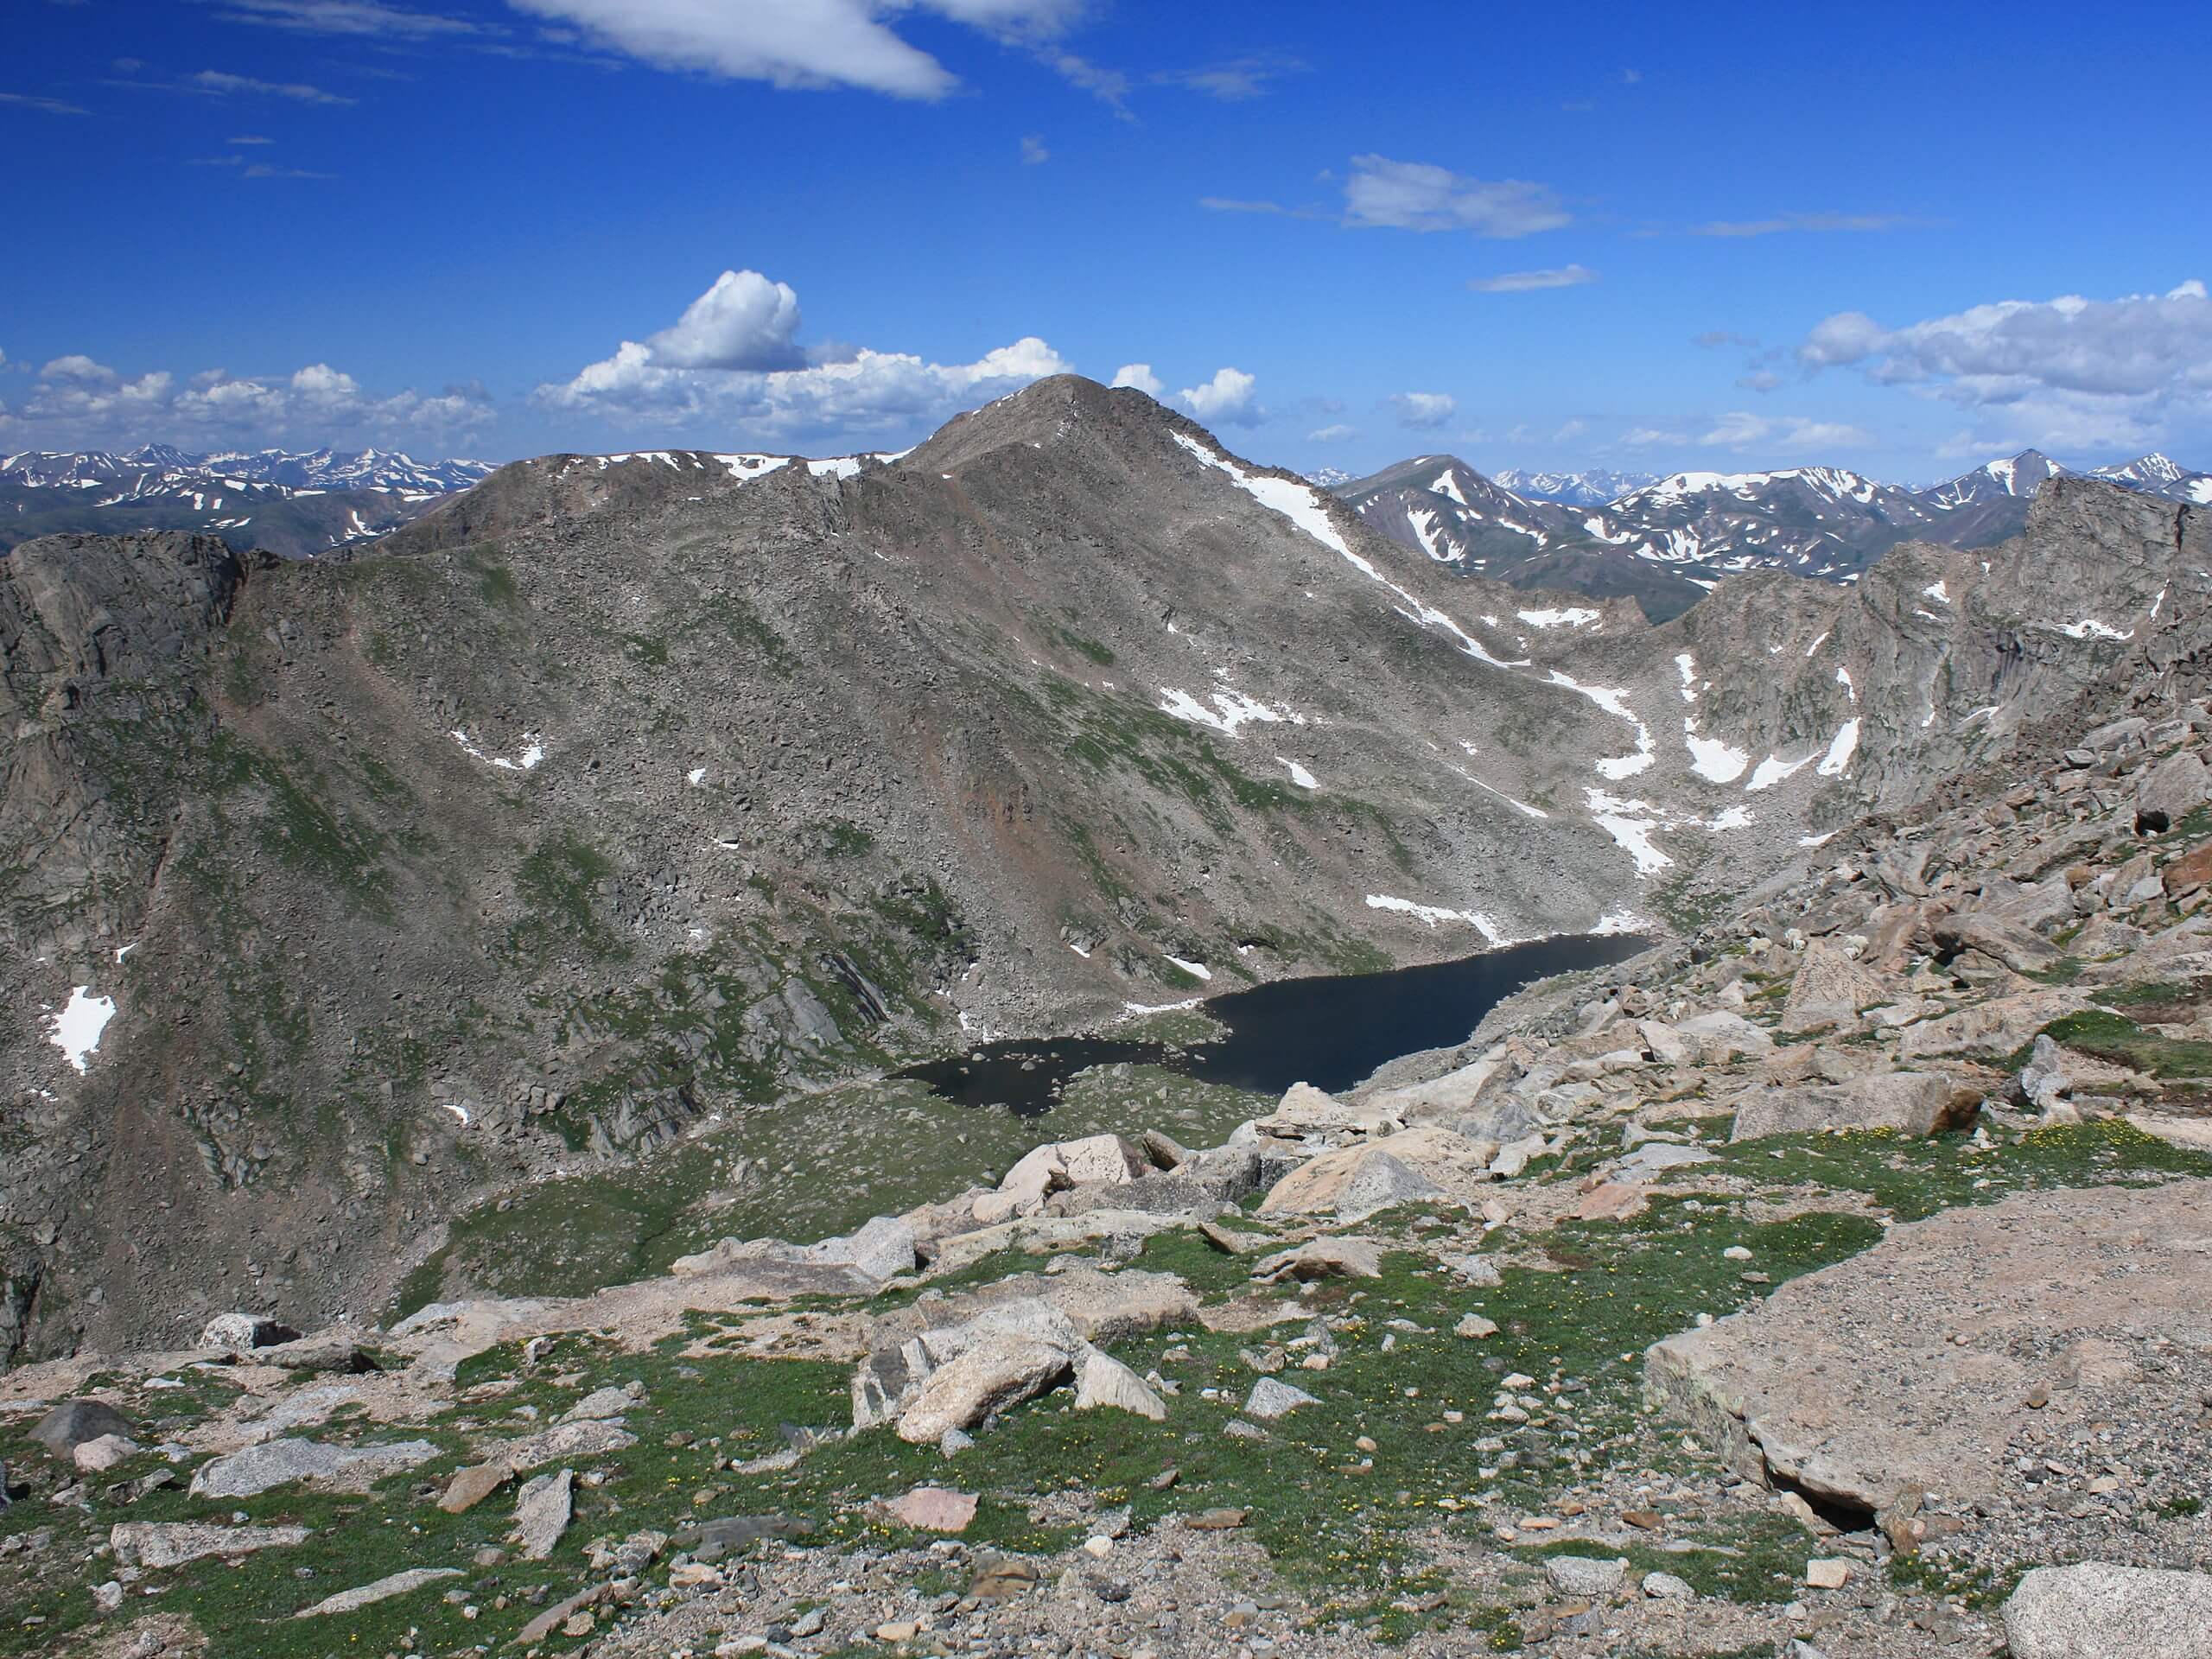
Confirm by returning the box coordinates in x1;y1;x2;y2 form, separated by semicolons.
0;376;2200;1360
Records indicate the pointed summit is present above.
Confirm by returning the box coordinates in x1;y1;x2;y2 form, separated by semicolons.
2092;452;2187;487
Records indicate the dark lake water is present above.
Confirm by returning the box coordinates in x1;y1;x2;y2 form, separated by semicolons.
901;931;1649;1116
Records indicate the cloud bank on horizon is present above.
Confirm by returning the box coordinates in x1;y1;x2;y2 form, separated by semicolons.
2;0;2205;478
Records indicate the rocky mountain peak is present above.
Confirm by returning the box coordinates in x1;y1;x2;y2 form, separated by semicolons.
902;372;1184;474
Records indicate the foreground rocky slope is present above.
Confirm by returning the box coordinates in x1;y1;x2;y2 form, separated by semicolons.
8;660;2212;1655
2;373;2204;1373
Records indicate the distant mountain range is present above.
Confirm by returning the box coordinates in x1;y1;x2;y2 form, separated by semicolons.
0;444;496;558
13;437;2205;600
1337;448;2212;620
1491;467;1662;506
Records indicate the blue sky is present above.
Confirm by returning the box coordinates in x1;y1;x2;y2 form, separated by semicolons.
4;0;2209;482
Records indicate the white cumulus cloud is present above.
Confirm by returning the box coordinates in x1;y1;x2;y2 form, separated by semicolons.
1176;367;1260;427
537;269;1069;442
1388;391;1456;429
1801;280;2212;399
0;352;491;448
1109;363;1163;396
1798;279;2212;454
642;269;805;371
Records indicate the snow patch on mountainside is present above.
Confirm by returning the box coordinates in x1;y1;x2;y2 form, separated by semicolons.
48;986;116;1073
1547;671;1655;779
1157;685;1303;736
1683;724;1750;785
1173;431;1523;669
1365;893;1506;945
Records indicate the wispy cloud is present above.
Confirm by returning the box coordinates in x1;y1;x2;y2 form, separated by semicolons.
1700;410;1873;450
507;0;1094;102
1344;155;1568;238
1198;196;1313;218
1154;54;1306;100
1020;133;1049;165
1208;158;1569;240
1469;264;1597;294
1307;423;1357;442
1690;211;1928;238
190;68;356;104
0;91;91;115
211;0;493;37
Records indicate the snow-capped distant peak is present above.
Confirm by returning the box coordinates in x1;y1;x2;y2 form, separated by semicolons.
2092;453;2185;486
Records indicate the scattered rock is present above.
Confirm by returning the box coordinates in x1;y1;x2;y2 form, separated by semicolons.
110;1521;311;1569
1197;1219;1268;1255
2003;1563;2212;1658
558;1383;636;1422
1543;1554;1628;1597
515;1583;606;1644
1073;1349;1168;1420
1243;1376;1319;1420
1250;1236;1385;1281
2136;751;2212;833
492;1416;636;1471
1185;1508;1248;1530
510;1468;573;1560
256;1335;378;1375
1257;1144;1444;1224
73;1433;137;1473
967;1555;1041;1599
292;1567;463;1618
29;1399;132;1459
188;1437;440;1499
1730;1071;1980;1141
197;1313;300;1351
438;1461;511;1515
883;1486;977;1532
1782;942;1888;1034
895;1335;1076;1443
675;1512;810;1561
1574;1182;1650;1222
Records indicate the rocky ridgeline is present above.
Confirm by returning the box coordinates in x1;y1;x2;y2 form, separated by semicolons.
8;700;2212;1653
